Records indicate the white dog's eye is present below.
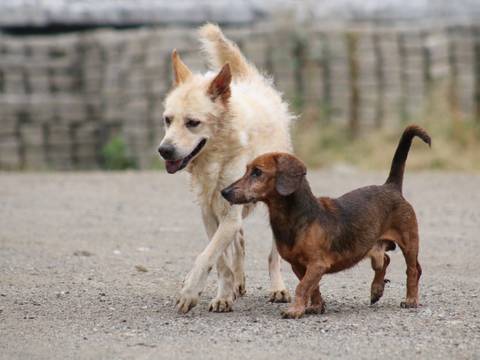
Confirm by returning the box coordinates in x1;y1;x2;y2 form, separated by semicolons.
164;116;172;127
186;119;201;128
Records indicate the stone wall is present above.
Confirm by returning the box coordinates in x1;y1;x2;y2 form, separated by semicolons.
0;23;479;169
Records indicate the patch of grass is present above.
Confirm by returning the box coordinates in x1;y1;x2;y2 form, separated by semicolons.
150;156;165;171
293;84;480;172
101;136;137;170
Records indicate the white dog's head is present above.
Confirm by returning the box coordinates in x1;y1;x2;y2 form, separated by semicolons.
158;50;232;173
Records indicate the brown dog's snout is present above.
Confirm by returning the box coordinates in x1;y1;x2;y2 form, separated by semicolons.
221;185;235;202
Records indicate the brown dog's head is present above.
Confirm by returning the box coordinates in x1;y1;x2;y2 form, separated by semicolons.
221;152;307;204
158;50;232;174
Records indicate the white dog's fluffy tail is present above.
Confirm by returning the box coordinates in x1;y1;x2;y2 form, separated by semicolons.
198;23;258;79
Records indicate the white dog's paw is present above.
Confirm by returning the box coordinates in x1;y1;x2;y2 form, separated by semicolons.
176;291;199;314
208;297;234;312
233;274;246;299
269;289;291;303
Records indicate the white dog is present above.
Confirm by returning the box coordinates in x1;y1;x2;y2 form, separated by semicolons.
158;24;294;313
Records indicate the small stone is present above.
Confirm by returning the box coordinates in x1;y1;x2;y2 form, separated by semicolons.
135;265;148;273
422;308;433;316
73;250;93;257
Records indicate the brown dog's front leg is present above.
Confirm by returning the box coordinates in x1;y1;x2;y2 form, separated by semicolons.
282;263;326;319
306;286;325;314
291;264;325;314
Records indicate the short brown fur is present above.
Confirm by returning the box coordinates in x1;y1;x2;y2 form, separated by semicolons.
221;125;430;318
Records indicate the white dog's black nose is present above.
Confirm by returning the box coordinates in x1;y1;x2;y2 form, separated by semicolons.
158;144;175;160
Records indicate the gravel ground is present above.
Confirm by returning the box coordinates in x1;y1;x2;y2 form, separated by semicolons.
0;170;479;359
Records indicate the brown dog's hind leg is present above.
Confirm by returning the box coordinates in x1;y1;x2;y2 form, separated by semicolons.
387;205;421;308
399;230;421;308
369;250;390;305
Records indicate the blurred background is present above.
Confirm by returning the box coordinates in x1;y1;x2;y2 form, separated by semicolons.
0;0;479;172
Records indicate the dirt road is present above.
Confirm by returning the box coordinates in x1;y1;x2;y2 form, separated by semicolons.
1;171;479;359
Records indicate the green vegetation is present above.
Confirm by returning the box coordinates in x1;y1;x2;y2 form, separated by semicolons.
100;136;137;170
100;85;480;172
150;157;165;170
293;85;480;172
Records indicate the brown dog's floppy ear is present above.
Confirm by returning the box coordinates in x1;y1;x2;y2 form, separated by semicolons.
207;63;231;102
172;49;192;85
275;154;307;196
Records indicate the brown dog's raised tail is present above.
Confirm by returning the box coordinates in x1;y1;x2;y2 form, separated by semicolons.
385;125;431;192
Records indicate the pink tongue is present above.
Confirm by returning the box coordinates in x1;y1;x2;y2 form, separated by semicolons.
165;160;182;174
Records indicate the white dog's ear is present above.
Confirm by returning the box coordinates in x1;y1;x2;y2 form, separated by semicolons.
172;49;192;85
207;63;231;102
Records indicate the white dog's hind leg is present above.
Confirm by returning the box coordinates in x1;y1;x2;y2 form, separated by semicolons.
231;229;246;297
268;238;291;303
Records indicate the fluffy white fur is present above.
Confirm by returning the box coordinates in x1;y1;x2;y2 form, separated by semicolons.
160;24;294;313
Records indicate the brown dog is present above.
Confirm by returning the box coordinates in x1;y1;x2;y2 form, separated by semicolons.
221;125;430;318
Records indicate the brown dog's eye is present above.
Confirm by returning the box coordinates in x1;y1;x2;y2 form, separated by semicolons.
251;168;262;178
164;116;172;126
186;119;201;128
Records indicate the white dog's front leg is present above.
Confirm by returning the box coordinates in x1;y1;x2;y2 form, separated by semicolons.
176;209;242;314
209;229;245;312
209;251;235;312
201;207;237;312
268;238;291;303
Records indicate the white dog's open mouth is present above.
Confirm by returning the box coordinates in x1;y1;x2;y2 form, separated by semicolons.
165;139;207;174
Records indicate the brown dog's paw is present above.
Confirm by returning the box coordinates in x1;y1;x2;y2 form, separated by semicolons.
305;302;325;315
281;306;305;319
209;298;233;313
400;299;419;309
370;283;385;305
371;294;382;305
269;289;291;303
